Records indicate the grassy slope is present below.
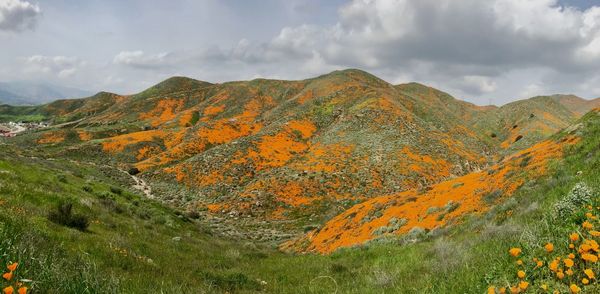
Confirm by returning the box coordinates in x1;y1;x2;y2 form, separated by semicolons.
0;110;598;293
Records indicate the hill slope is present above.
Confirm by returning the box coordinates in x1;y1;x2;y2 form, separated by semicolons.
2;70;599;240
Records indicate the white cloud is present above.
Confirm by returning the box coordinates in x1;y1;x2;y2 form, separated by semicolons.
0;0;40;32
22;55;85;79
113;51;171;69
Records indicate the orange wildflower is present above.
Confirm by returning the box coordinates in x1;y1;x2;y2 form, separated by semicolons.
582;253;598;262
509;248;522;257
563;258;574;267
549;259;559;271
2;286;13;294
516;259;523;265
536;260;543;267
582;221;593;230
569;243;575;249
2;272;12;281
584;268;595;279
590;230;600;237
518;281;528;291
16;288;26;294
510;286;519;294
517;270;526;279
566;269;574;276
6;263;17;272
544;243;554;253
568;253;575;259
570;233;580;242
557;271;565;279
569;284;580;293
582;278;589;285
488;286;495;294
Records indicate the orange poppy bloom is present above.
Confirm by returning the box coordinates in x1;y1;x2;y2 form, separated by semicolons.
570;233;579;242
16;288;26;294
557;271;565;279
568;253;575;259
2;286;13;294
566;269;574;276
582;278;589;285
570;284;581;293
549;259;559;271
488;286;495;294
516;260;523;265
582;253;598;262
569;243;575;249
509;248;521;257
517;270;526;279
6;263;17;272
584;268;595;279
582;221;593;230
2;272;13;281
518;281;528;291
564;258;574;267
544;243;554;252
536;260;543;267
590;230;600;237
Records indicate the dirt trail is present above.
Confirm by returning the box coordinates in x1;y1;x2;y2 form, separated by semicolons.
124;171;155;199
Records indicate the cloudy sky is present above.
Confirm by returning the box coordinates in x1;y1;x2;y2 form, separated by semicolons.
1;0;600;105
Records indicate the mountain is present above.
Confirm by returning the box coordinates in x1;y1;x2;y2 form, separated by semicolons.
2;69;599;238
0;81;92;106
1;69;600;293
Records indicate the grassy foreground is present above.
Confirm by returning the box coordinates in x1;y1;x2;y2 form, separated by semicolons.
0;110;598;293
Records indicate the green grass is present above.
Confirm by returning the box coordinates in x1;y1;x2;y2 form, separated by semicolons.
0;111;598;293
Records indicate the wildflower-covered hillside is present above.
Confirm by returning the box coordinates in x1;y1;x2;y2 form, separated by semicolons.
2;70;597;241
0;71;599;293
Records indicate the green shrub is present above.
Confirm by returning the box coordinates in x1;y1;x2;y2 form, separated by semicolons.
48;201;90;231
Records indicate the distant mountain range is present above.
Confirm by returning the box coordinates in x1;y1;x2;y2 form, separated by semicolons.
0;81;92;106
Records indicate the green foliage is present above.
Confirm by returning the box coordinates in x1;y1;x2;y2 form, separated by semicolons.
48;200;90;231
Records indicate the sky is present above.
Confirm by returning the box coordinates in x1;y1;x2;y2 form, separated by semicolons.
1;0;600;105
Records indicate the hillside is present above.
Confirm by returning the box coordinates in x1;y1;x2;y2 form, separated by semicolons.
0;105;598;293
1;70;598;241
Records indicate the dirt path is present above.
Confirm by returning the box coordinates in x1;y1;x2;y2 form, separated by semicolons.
124;171;155;200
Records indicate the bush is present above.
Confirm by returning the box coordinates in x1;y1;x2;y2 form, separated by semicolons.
48;201;90;231
110;186;122;195
554;182;593;219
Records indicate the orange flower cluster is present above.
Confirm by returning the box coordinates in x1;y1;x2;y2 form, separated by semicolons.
1;262;28;294
489;205;600;293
